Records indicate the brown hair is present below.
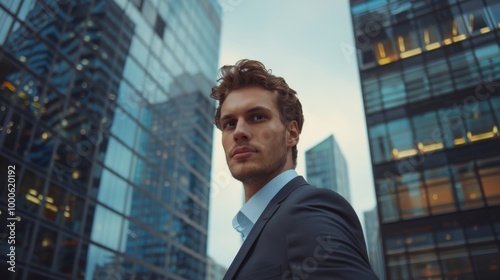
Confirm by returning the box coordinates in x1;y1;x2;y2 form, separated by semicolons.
210;59;304;166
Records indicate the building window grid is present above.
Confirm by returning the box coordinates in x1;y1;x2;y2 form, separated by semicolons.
356;1;500;68
384;223;500;280
377;156;500;224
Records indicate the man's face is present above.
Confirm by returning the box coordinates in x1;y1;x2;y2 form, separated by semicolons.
220;86;298;185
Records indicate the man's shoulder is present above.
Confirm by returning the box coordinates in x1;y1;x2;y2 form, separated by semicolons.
284;182;350;205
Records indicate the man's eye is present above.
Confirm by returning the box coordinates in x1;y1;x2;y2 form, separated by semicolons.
254;114;265;121
223;121;236;129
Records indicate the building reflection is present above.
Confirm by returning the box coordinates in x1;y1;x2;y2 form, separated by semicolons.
351;0;500;279
0;0;221;279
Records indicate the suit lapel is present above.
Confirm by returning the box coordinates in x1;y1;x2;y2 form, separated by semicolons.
223;176;308;280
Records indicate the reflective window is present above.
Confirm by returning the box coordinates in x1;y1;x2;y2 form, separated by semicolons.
436;227;466;247
470;244;500;279
55;233;78;276
440;247;473;278
387;118;414;160
412;112;443;152
32;225;58;267
485;0;500;26
380;72;406;109
0;8;13;44
439;106;468;148
403;64;430;103
466;224;495;242
427;58;453;97
409;250;440;278
425;167;456;214
398;173;428;219
478;165;500;205
450;163;484;209
464;100;497;143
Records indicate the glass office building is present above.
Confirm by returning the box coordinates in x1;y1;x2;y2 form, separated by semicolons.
351;0;500;279
305;135;351;202
0;0;221;279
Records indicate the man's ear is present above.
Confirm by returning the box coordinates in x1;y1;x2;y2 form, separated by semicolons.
286;121;299;147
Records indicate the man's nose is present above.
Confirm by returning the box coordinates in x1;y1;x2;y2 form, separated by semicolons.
233;120;251;142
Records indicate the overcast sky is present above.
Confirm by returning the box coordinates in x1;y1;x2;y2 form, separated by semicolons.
206;0;376;268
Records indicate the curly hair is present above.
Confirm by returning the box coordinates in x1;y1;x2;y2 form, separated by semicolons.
210;59;304;166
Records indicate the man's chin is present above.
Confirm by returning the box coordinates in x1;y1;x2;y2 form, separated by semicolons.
229;167;261;182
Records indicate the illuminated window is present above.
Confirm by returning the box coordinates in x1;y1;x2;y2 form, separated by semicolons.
397;173;428;219
412;112;443;153
451;163;485;209
422;25;441;51
424;167;456;214
465;10;491;34
479;165;500;205
387;118;415;160
464;100;497;142
441;17;468;45
374;39;398;65
377;178;400;222
397;31;422;59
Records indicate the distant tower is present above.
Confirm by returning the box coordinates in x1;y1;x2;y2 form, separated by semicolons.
306;135;351;202
364;207;385;280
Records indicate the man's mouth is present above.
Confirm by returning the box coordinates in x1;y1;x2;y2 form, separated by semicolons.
232;146;257;159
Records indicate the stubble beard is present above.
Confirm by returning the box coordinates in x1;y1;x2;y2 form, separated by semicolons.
229;132;288;186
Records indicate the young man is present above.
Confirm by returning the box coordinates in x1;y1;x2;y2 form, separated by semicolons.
211;59;378;279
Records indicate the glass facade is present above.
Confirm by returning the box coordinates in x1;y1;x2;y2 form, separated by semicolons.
351;0;500;279
0;0;221;279
305;135;351;202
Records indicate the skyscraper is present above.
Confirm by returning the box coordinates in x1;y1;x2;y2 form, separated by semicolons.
351;0;500;279
305;134;351;202
364;207;386;280
0;0;221;279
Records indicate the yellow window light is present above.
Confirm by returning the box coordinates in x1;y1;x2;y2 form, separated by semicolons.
454;137;466;145
480;27;491;34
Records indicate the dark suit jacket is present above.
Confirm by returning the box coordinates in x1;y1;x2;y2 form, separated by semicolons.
223;176;379;280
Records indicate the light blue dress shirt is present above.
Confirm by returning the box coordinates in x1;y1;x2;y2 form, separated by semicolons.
232;169;298;240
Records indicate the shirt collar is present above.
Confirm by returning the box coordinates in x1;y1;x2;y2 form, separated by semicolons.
232;169;298;240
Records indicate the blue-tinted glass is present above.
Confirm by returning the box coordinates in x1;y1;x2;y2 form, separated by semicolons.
369;123;391;163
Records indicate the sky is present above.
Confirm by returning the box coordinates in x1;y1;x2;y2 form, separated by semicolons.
206;0;377;268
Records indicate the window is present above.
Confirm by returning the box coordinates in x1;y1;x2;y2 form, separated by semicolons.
409;250;440;278
374;39;398;65
363;77;382;114
404;64;430;103
398;173;428;219
478;165;500;205
485;0;500;28
380;72;406;109
427;58;453;96
424;167;456;214
440;247;473;278
369;123;391;163
412;112;443;153
154;16;166;38
450;163;484;209
436;227;466;247
387;118;415;160
439;106;468;148
464;100;497;143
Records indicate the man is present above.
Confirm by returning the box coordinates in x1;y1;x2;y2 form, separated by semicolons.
211;59;378;280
